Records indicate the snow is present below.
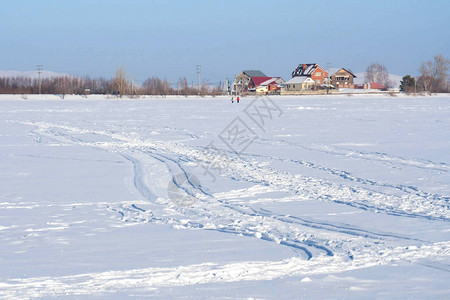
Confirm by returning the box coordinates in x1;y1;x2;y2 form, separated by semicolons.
284;76;313;84
0;95;449;298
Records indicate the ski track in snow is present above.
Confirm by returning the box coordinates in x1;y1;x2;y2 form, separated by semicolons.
18;120;450;228
237;148;449;214
1;242;449;298
20;120;449;222
257;138;450;173
1;119;449;298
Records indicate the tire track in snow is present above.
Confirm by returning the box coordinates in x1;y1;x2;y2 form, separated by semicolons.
20;121;336;258
1;241;448;299
114;151;327;259
18;121;449;259
238;150;450;207
257;138;450;173
7;120;450;297
21;120;450;222
114;149;427;259
106;143;427;261
194;145;449;221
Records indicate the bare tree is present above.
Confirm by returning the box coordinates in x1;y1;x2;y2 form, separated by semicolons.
144;77;161;95
177;77;193;96
365;63;392;88
54;76;71;98
418;54;450;93
434;54;450;92
418;61;434;92
112;66;130;97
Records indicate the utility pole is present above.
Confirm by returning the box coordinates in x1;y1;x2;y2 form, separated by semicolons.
36;65;43;94
196;65;201;96
225;78;229;95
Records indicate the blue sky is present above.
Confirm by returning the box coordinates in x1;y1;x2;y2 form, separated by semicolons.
1;0;449;84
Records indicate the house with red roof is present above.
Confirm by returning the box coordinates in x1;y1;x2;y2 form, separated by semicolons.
233;70;267;94
233;70;284;94
255;77;285;94
248;77;272;90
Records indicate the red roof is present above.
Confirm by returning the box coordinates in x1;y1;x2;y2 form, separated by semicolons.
370;82;386;90
250;76;272;86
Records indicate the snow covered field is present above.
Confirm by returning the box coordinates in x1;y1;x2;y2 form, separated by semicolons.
0;95;449;299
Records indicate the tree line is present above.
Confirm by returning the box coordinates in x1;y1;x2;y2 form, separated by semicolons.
1;55;448;96
400;54;449;93
0;76;110;95
364;54;449;93
0;66;222;97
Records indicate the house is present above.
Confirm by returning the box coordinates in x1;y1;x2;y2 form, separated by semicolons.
283;76;315;91
292;64;328;85
330;68;357;89
357;82;387;90
233;70;267;94
255;77;285;94
247;76;272;91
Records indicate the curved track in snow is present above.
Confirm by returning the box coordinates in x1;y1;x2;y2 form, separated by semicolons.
0;111;449;298
20;121;450;257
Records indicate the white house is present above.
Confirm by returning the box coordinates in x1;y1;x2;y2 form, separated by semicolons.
283;76;315;91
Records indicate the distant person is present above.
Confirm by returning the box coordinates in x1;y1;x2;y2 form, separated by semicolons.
231;97;234;103
237;96;240;103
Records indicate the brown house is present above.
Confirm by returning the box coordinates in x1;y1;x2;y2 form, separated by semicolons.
331;68;357;88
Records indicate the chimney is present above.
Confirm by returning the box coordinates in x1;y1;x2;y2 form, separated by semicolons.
303;64;306;70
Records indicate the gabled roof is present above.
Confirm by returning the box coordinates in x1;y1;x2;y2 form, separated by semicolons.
314;65;327;75
250;76;272;86
292;64;314;76
285;76;315;84
332;68;357;78
259;77;283;86
292;64;327;77
243;70;267;77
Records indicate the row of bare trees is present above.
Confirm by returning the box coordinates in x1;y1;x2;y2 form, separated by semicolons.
0;76;111;95
417;54;449;93
365;55;449;93
400;54;449;93
0;67;222;97
114;67;221;97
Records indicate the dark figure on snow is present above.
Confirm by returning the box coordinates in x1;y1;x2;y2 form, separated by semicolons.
231;97;234;103
237;96;240;103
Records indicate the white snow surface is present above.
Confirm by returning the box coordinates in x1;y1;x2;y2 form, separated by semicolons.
0;94;449;299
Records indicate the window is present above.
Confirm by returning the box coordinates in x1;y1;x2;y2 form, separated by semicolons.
316;71;321;76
